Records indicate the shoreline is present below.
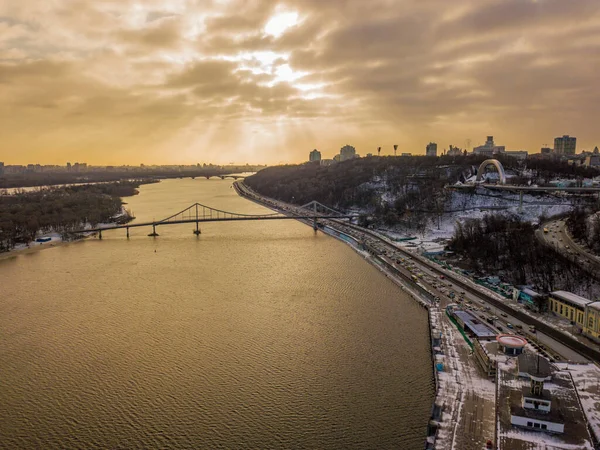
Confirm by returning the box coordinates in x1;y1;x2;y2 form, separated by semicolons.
0;238;79;261
233;181;449;448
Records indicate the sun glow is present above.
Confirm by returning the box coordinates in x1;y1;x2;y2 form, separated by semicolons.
264;12;299;37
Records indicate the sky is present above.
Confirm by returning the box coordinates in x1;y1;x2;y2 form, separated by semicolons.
0;0;599;165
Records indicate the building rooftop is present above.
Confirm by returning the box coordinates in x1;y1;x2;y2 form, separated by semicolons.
521;287;542;298
551;291;592;308
454;310;497;339
498;334;527;349
497;367;593;449
587;301;600;311
518;353;553;379
521;386;553;402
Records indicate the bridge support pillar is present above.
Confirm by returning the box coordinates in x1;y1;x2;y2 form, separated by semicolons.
193;221;201;235
148;224;159;237
98;229;102;240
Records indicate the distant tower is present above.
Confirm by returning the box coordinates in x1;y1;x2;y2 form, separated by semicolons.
426;142;438;157
309;149;321;162
377;146;381;156
554;135;577;155
393;144;398;156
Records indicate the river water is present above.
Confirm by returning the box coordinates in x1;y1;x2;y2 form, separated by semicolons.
0;178;433;449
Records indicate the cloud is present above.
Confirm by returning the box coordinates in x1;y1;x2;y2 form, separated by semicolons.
0;0;599;164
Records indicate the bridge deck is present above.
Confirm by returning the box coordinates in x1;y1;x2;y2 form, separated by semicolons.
71;215;354;234
448;184;600;192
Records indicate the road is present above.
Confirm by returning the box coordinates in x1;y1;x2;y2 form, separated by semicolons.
538;218;600;271
236;181;594;363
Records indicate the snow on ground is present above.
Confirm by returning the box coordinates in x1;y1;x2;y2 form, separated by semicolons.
371;189;576;256
6;231;63;254
555;362;600;442
501;429;593;450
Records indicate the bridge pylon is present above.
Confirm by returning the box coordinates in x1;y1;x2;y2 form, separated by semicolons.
148;224;159;237
193;204;201;235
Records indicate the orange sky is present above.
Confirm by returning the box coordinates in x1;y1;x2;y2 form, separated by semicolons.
0;0;599;165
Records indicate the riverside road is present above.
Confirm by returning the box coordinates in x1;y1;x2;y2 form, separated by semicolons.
236;181;597;364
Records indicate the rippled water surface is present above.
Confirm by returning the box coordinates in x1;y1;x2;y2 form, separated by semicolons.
0;179;433;449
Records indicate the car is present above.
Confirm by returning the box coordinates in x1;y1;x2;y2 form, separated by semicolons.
506;323;514;329
460;291;465;295
439;275;445;279
497;326;503;332
565;245;570;249
501;313;508;318
529;325;536;333
515;324;523;329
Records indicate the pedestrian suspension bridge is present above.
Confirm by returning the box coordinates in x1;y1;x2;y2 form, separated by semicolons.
70;201;354;239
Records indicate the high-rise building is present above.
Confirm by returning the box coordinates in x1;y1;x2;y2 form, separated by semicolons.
309;149;321;162
66;162;72;171
426;142;437;157
0;162;4;176
554;135;576;155
340;145;356;161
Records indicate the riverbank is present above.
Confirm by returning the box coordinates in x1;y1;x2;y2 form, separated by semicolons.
0;238;74;261
233;181;486;449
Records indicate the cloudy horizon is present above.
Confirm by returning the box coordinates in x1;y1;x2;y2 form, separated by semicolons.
1;0;599;165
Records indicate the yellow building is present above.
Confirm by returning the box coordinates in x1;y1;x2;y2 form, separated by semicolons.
549;291;591;328
584;302;600;341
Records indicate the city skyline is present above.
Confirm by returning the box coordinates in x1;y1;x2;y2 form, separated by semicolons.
1;0;599;165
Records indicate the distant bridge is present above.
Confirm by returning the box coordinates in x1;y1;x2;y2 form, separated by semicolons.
69;201;355;238
203;175;245;180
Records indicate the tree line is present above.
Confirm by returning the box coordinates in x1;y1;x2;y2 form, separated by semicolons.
449;214;595;295
566;207;600;254
0;181;147;252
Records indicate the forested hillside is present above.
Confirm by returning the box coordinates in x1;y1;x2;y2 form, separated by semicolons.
448;213;597;297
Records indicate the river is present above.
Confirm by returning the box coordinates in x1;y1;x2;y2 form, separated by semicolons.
0;178;434;449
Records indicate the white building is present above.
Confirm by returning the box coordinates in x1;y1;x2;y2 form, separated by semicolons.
472;136;505;157
426;142;437;157
510;355;564;434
